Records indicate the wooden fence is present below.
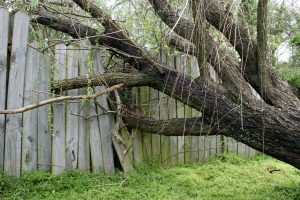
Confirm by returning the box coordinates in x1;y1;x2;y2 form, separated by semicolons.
0;9;256;176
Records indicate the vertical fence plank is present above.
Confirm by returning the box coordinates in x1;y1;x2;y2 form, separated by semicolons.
227;137;238;154
0;8;9;171
168;55;178;167
37;54;51;171
160;51;170;167
89;50;105;172
183;55;193;164
22;44;40;172
4;12;29;176
93;50;115;174
132;87;143;165
150;88;160;162
140;87;152;161
78;42;90;171
66;47;79;170
190;57;201;163
175;55;185;164
52;43;67;175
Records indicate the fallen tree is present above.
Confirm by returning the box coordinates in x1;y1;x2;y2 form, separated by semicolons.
2;0;300;169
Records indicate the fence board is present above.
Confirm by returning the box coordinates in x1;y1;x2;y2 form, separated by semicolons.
140;87;152;161
168;55;178;167
175;55;185;164
150;88;160;162
4;12;29;176
190;57;200;162
65;47;79;170
22;44;40;172
52;44;67;175
132;87;143;165
227;137;238;154
0;8;9;171
37;54;51;171
93;50;115;174
78;42;90;171
183;55;193;164
160;52;170;167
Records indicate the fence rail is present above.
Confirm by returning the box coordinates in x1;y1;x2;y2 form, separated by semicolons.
0;9;256;176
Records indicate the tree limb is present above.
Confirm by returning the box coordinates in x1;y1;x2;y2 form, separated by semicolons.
0;84;124;114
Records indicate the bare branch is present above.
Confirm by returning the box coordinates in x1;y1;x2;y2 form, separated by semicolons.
0;84;124;114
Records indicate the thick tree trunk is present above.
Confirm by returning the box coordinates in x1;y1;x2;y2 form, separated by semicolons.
32;0;300;169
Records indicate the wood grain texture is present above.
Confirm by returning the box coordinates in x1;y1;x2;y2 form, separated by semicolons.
93;50;114;174
52;43;67;175
4;12;29;176
132;87;143;165
77;41;90;171
66;47;79;170
175;55;185;164
168;54;178;167
140;87;152;161
37;54;51;171
160;52;170;167
0;8;9;171
22;44;40;172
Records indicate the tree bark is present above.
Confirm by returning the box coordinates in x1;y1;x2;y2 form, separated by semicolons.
31;0;300;169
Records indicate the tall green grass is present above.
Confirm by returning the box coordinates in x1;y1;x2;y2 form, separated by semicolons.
1;153;299;200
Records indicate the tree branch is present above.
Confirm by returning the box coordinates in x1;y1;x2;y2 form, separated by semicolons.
0;84;124;114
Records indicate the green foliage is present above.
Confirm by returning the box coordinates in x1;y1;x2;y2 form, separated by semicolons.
30;0;39;8
1;154;299;200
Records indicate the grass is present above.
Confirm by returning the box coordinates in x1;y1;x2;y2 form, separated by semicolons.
0;153;299;200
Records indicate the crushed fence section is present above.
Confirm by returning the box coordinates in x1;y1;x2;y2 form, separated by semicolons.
0;9;256;177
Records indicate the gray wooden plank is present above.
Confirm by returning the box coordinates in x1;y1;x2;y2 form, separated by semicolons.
160;51;169;167
37;54;51;171
150;88;160;162
140;87;151;161
22;44;40;172
227;137;238;154
78;42;90;171
168;54;178;167
175;55;185;164
190;57;200;162
89;100;104;172
238;142;247;157
204;136;211;159
52;43;67;175
0;8;9;171
4;11;29;176
116;127;134;173
132;87;143;165
93;50;115;174
65;47;79;170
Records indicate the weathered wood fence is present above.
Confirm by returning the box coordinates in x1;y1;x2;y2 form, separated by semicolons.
0;9;256;176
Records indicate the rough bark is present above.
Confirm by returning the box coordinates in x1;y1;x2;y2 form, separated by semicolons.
31;0;300;169
149;0;300;110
